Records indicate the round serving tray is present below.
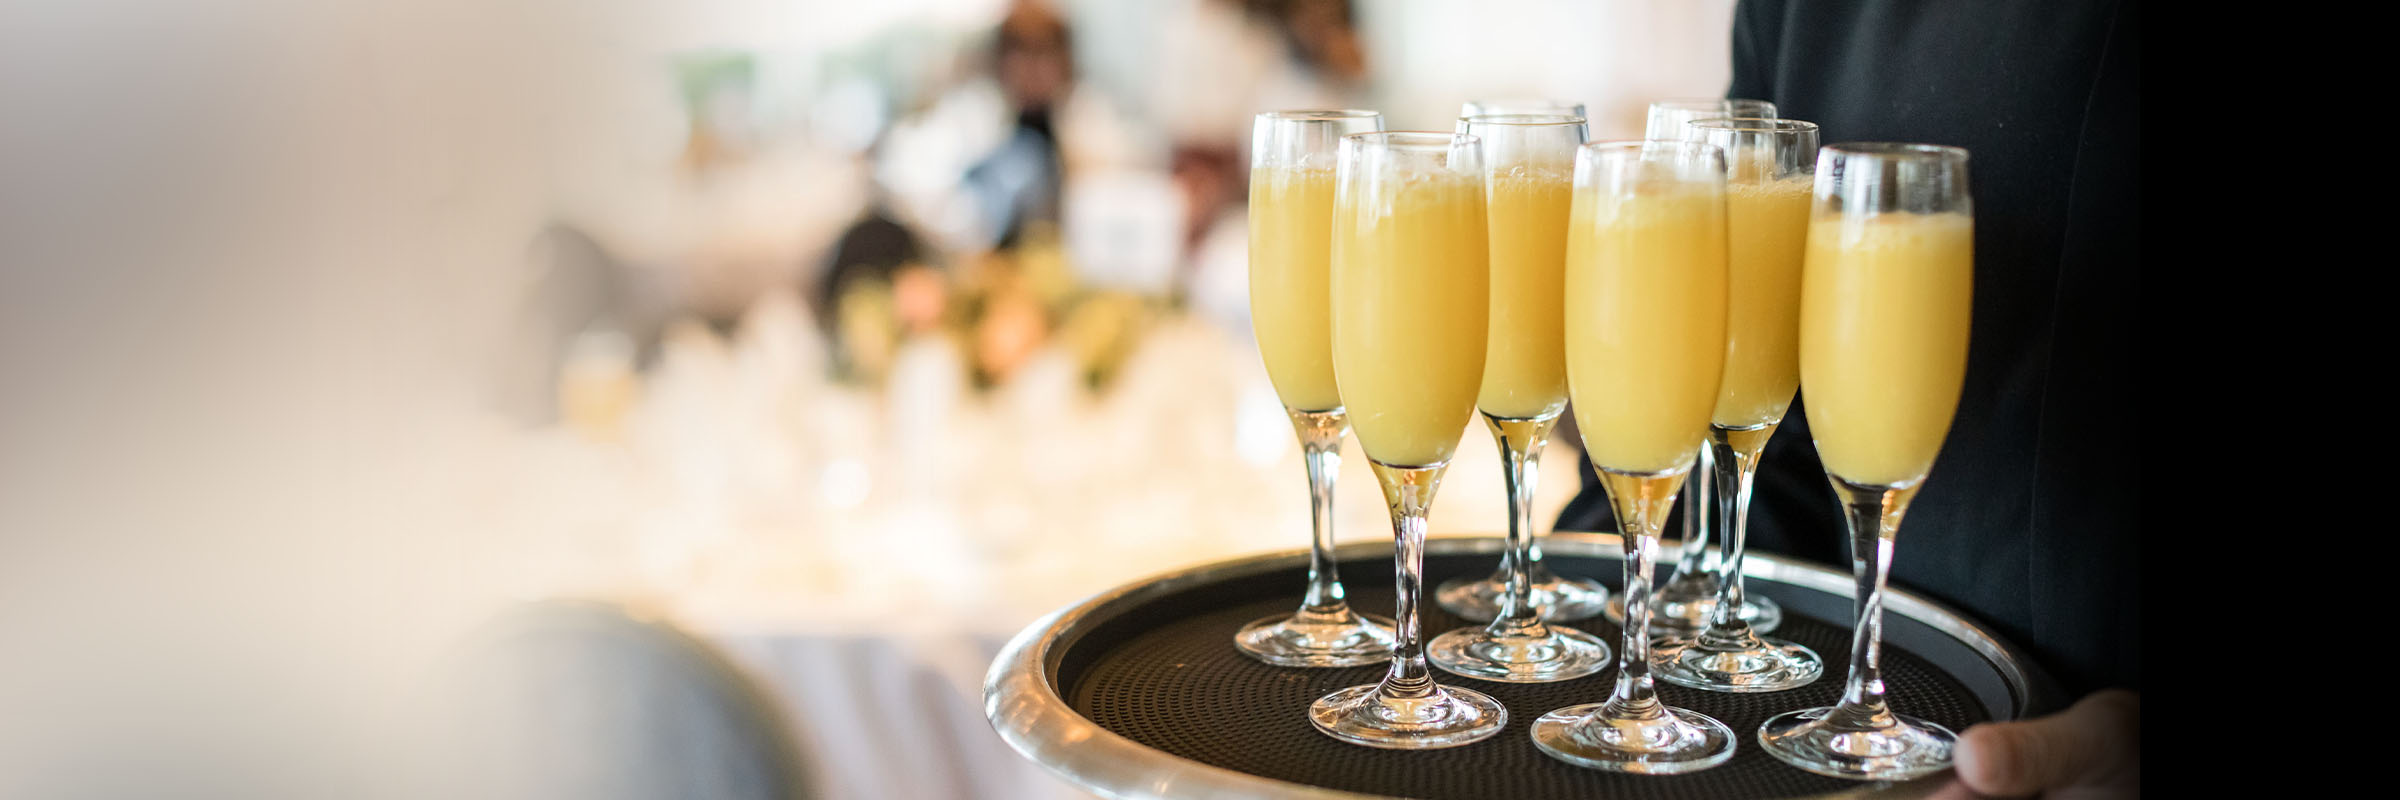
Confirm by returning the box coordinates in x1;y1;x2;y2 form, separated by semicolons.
985;533;2057;799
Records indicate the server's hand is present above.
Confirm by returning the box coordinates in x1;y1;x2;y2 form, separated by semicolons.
1933;689;2140;799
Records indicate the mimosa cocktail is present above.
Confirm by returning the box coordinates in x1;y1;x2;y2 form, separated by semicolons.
1622;98;1783;636
1234;110;1396;669
1329;168;1488;469
1562;184;1727;474
1760;142;1973;781
1797;213;1973;486
1654;118;1825;695
1425;114;1611;685
1712;179;1811;428
1434;104;1614;629
1477;169;1572;419
1310;131;1505;750
1533;140;1735;775
1251;166;1343;413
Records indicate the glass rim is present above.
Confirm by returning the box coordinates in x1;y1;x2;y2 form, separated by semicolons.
1822;141;1969;161
1466;97;1583;105
1458;113;1587;127
1650;96;1775;109
1257;109;1381;122
1463;98;1586;110
1579;138;1724;156
1688;117;1819;133
1343;130;1479;149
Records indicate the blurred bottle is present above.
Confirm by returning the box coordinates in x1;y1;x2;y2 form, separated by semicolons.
559;327;639;441
833;279;900;384
498;224;664;428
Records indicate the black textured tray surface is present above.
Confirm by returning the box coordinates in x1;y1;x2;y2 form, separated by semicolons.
1060;550;1988;799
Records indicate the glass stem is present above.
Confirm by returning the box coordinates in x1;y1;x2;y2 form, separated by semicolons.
1485;413;1559;637
1669;446;1715;582
1370;461;1448;701
1824;477;1919;730
1698;424;1776;646
1290;409;1354;618
1594;469;1684;721
1523;516;1548;574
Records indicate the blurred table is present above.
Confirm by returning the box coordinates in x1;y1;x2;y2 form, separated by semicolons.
479;308;1583;799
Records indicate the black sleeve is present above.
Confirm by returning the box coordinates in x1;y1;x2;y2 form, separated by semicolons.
1726;0;1784;102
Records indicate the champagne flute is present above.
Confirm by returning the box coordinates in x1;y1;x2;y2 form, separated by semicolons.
1607;97;1785;634
1436;100;1612;625
1425;114;1611;683
1310;131;1505;748
1531;140;1734;774
1235;110;1398;667
1757;142;1972;780
1653;118;1826;693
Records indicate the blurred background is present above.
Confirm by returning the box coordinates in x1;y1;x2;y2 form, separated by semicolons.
2;1;1735;797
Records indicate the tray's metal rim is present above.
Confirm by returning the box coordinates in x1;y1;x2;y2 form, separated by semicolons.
983;532;2047;800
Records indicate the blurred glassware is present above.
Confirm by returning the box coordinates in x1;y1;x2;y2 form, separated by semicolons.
672;51;762;173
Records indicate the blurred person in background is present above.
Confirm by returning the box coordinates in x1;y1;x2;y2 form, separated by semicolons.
851;0;1153;391
1270;0;1370;105
962;0;1076;251
1558;2;2140;796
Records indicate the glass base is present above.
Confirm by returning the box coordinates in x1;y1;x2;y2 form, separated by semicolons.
1309;683;1507;749
1426;624;1612;683
1435;566;1611;623
1531;702;1736;774
1604;589;1781;634
1757;706;1957;781
1233;610;1397;668
1652;632;1824;693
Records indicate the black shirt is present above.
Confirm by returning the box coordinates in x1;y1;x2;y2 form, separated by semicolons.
1558;0;2140;697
